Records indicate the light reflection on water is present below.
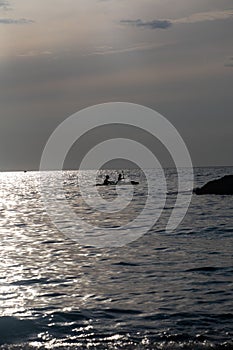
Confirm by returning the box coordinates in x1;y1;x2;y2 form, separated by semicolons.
0;168;232;348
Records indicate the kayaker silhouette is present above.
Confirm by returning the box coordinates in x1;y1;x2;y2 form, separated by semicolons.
117;173;122;182
117;171;124;183
103;175;110;185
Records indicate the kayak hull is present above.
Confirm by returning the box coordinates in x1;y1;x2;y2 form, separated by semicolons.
96;181;139;186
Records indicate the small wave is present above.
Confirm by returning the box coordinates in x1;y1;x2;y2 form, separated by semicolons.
0;317;39;345
167;190;193;195
0;336;233;350
112;261;139;266
10;277;68;286
104;307;142;316
186;266;224;273
0;313;233;349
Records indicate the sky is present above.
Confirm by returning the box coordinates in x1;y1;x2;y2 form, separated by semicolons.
0;0;233;170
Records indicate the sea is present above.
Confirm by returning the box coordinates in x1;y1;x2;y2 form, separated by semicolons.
0;167;232;349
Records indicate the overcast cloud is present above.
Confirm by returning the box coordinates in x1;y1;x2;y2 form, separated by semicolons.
0;17;34;24
0;0;11;10
0;0;232;170
120;19;172;29
121;9;233;30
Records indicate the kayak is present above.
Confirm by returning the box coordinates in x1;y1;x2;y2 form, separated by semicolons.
96;180;139;186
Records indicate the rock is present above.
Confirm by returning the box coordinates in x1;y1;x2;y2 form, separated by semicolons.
193;174;233;195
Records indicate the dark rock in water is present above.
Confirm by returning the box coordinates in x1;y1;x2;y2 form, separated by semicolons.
193;175;233;195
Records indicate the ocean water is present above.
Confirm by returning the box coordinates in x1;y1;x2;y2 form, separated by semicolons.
0;167;232;349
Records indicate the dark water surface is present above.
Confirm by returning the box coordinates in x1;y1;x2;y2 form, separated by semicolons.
0;167;232;349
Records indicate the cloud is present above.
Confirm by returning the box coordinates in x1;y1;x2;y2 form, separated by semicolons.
0;0;11;10
174;10;233;24
88;42;170;56
0;17;34;24
120;19;172;29
224;57;233;67
17;50;53;57
121;9;233;30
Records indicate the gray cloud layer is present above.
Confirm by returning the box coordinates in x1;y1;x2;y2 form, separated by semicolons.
0;17;34;24
224;57;233;67
0;0;9;7
0;0;33;22
120;19;172;29
121;10;233;30
1;2;233;169
0;0;11;11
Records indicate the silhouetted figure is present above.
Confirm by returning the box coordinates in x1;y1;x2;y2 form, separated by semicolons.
117;173;122;182
117;171;125;182
103;175;110;185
